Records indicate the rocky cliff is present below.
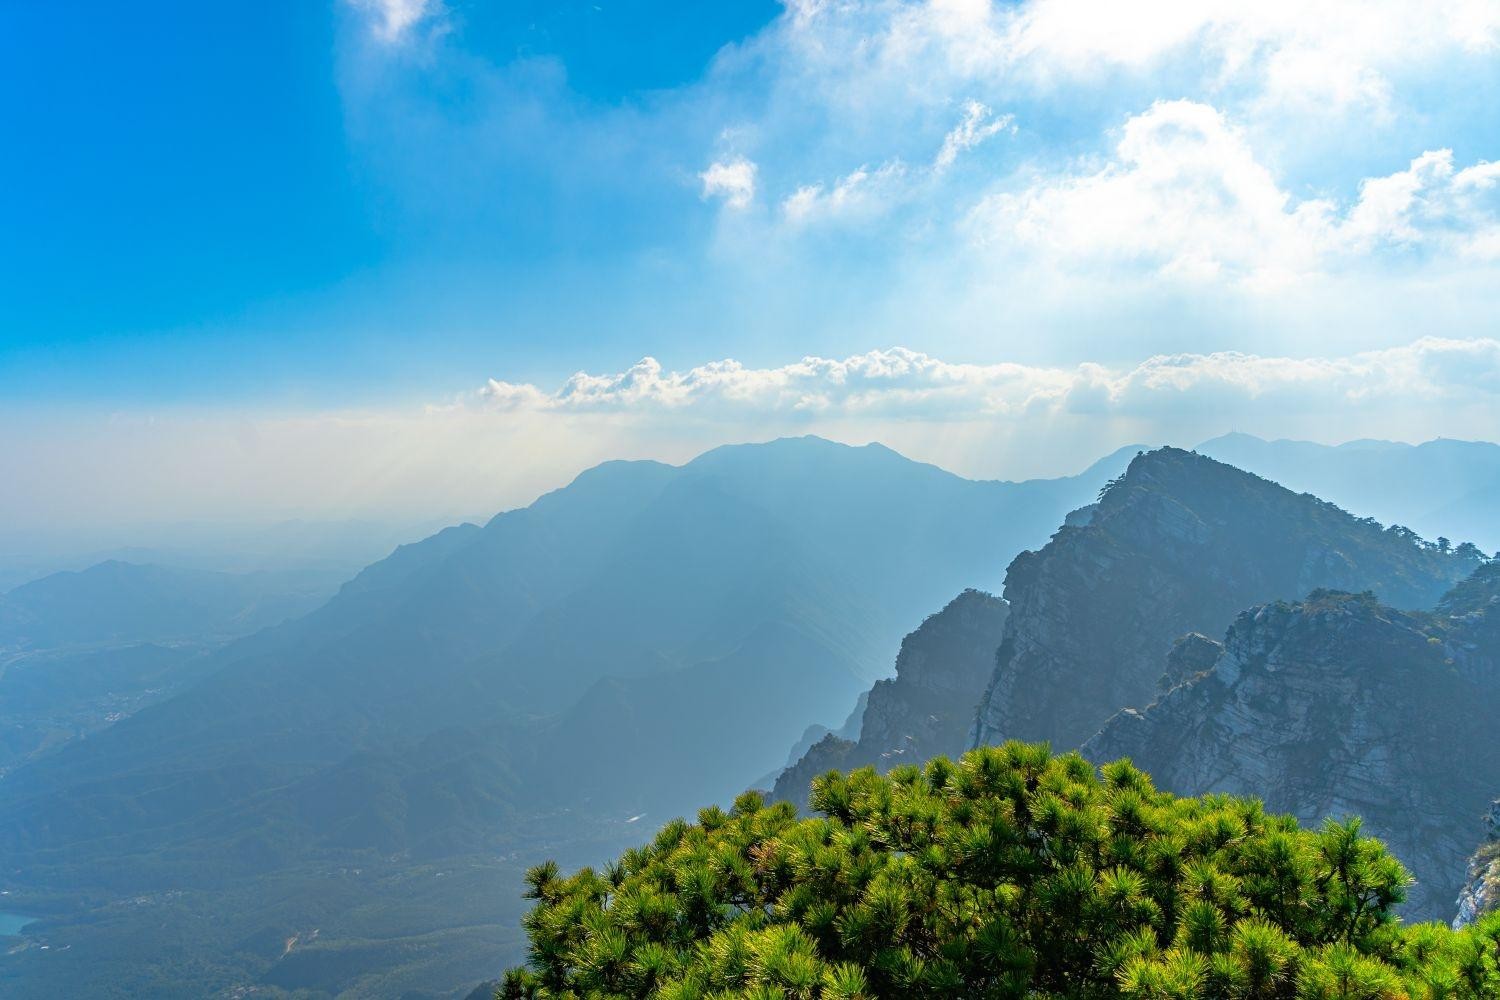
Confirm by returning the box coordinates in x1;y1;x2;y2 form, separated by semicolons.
1449;563;1500;927
1084;570;1500;921
1454;801;1500;928
772;589;1009;810
972;447;1477;752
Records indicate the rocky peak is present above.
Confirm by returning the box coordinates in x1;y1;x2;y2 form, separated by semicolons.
1157;632;1223;693
1084;575;1500;922
972;447;1475;753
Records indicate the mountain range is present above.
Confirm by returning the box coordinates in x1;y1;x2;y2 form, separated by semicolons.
0;436;1139;999
2;433;1497;999
772;446;1493;925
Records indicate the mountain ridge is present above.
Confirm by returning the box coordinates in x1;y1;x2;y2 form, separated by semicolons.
1083;570;1500;920
971;446;1482;753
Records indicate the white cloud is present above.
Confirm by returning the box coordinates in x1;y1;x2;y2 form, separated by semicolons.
700;5;1498;291
351;0;436;42
699;157;759;209
479;338;1500;421
934;100;1014;171
790;0;1500;117
782;161;908;223
972;100;1500;287
774;102;1008;226
11;340;1498;534
973;101;1329;287
1341;150;1500;259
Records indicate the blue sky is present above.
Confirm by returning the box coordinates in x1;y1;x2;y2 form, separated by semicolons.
3;0;1500;530
2;0;787;404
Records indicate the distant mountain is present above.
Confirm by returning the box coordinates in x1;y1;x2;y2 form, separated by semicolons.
0;517;459;596
971;447;1481;752
1198;433;1500;552
0;436;1139;999
752;693;867;793
530;620;869;821
1084;565;1500;921
771;589;1009;810
0;560;330;650
0;439;1140;864
0;561;334;776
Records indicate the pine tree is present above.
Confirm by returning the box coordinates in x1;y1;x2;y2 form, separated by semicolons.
500;743;1500;999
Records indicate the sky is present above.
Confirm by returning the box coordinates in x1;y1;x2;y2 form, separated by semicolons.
3;0;1500;537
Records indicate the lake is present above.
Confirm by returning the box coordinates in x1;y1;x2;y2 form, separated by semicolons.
0;911;35;935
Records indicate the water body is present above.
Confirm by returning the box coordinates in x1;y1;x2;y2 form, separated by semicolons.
0;911;34;935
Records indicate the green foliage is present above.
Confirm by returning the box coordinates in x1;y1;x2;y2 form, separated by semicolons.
1439;561;1500;615
500;743;1500;999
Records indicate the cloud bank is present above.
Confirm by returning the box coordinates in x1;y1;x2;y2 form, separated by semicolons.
7;338;1497;534
777;0;1500;118
972;101;1500;287
480;338;1500;423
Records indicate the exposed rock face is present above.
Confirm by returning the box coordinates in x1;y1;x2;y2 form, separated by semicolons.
1085;575;1500;922
1454;801;1500;928
856;591;1010;764
1450;564;1500;927
972;447;1476;753
1158;633;1223;693
772;590;1009;810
